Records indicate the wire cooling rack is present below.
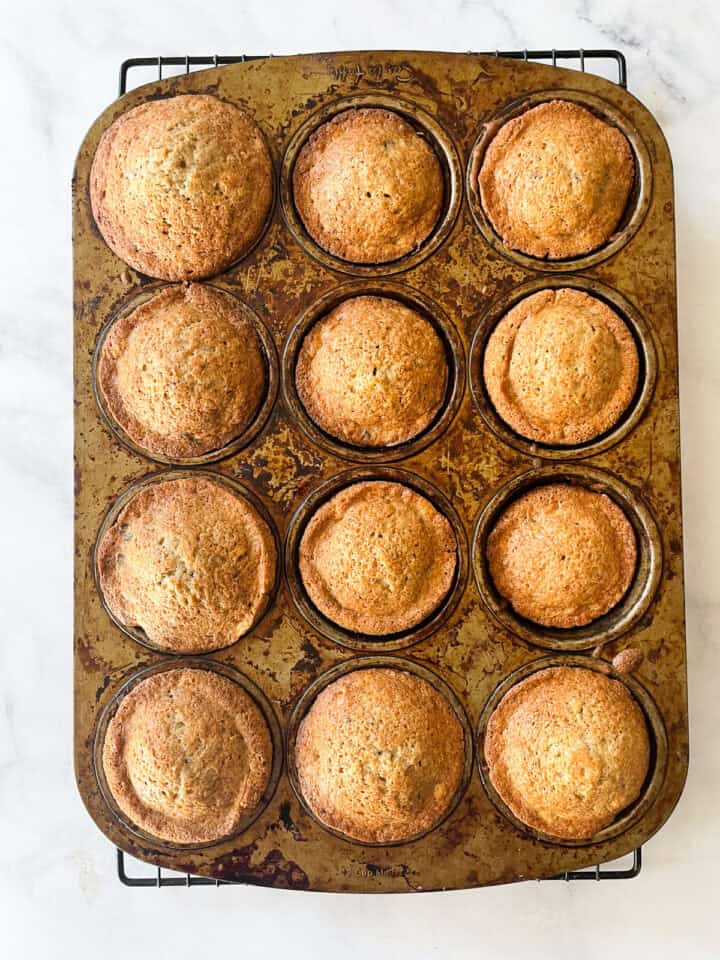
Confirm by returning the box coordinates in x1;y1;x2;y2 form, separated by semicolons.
116;847;642;887
118;49;628;96
112;48;640;887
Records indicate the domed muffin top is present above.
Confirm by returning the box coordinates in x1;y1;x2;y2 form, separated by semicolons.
97;476;276;653
299;481;457;636
295;668;465;843
484;666;650;839
293;108;444;263
486;483;637;628
102;667;272;844
90;94;273;280
97;284;266;460
296;295;448;447
483;288;639;445
479;100;634;259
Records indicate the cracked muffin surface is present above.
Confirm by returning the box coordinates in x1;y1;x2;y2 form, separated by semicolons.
97;476;276;652
293;108;444;263
483;288;639;445
479;100;634;259
299;481;457;636
486;483;637;628
484;666;650;839
295;668;465;843
296;295;448;447
90;94;273;280
102;667;272;844
97;284;266;460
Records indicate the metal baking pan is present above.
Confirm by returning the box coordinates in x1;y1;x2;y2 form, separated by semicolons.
73;50;687;891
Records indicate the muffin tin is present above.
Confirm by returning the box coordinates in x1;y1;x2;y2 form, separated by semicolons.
74;51;687;890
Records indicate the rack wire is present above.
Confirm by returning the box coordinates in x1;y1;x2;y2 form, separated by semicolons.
117;846;641;887
113;48;639;887
118;49;627;96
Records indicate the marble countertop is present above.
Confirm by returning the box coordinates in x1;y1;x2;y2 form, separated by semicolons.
1;0;719;957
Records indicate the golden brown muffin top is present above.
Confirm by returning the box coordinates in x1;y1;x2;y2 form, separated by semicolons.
293;108;444;263
479;100;634;259
486;484;637;628
299;481;457;636
90;94;273;280
102;668;272;844
296;296;448;447
295;668;465;843
97;476;276;652
483;288;639;445
97;284;266;460
484;666;650;839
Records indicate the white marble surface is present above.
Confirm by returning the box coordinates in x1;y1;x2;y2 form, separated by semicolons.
1;0;719;956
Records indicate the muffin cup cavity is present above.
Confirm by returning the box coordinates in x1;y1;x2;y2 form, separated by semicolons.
93;469;282;655
472;465;662;651
281;94;463;276
469;276;658;460
93;657;284;851
476;655;668;847
285;466;469;651
93;283;279;466
466;89;653;272
286;656;474;846
282;281;466;463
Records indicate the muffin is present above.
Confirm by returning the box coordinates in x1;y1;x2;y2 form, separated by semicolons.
483;288;639;445
299;481;457;635
479;100;634;259
293;108;444;263
90;94;273;280
484;666;650;839
97;284;266;459
102;667;272;844
486;484;637;628
295;668;465;843
296;296;448;447
97;476;276;652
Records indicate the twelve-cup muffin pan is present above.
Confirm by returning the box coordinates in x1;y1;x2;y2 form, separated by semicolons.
73;51;687;890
